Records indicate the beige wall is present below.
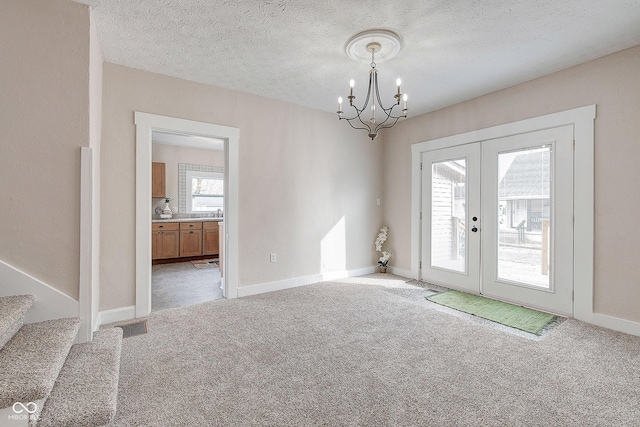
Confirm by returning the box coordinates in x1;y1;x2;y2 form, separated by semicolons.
0;0;91;300
100;63;383;310
151;144;224;214
384;45;640;323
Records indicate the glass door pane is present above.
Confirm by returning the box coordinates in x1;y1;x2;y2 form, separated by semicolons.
422;143;480;294
431;158;467;273
497;146;551;288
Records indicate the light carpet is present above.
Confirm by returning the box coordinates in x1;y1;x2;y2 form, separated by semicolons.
108;274;640;426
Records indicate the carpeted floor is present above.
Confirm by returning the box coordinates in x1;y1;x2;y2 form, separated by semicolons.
108;274;640;426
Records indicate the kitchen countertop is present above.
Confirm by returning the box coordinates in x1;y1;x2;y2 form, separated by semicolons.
152;217;223;223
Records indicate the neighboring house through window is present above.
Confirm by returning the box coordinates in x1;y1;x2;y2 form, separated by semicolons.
186;170;224;213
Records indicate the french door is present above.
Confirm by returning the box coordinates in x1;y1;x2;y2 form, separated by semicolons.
421;126;574;316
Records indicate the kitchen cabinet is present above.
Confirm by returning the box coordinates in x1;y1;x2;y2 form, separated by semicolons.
152;220;222;262
152;222;179;259
179;222;203;257
202;221;219;256
152;162;166;198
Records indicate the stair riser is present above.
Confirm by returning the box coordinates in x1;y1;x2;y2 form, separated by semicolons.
0;295;36;349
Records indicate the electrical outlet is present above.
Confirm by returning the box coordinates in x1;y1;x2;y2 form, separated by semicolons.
376;198;381;206
270;253;276;263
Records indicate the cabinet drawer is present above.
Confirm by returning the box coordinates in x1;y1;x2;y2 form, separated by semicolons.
203;221;219;230
180;222;203;230
152;222;179;231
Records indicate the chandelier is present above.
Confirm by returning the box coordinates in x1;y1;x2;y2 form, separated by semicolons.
337;30;408;140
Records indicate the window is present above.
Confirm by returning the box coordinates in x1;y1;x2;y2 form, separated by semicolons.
185;171;223;213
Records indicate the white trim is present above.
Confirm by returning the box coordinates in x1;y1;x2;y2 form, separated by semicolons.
581;313;640;337
0;260;78;324
409;106;640;336
388;266;413;279
134;112;240;317
79;147;94;343
99;305;136;325
409;151;422;281
237;266;377;298
571;109;596;323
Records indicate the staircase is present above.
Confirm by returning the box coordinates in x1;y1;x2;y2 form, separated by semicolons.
0;295;122;426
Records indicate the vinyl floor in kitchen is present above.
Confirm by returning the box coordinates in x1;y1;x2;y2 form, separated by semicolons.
152;261;224;311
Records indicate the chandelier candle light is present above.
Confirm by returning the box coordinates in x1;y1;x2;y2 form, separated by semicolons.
337;30;408;140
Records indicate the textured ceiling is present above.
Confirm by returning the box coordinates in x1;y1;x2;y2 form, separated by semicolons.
76;0;640;116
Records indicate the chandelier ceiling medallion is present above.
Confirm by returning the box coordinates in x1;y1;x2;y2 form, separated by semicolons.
337;29;408;141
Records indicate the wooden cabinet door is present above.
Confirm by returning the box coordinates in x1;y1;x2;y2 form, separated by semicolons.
152;222;179;259
202;222;219;256
152;231;160;260
161;230;180;258
180;230;203;257
152;227;180;259
152;162;166;198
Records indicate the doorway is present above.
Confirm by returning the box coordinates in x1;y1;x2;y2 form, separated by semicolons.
151;133;225;311
421;126;573;315
134;112;239;319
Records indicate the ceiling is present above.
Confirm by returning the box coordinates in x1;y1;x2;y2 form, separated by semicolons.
76;0;640;117
152;131;224;150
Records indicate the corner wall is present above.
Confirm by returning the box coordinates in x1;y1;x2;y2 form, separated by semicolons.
0;0;91;300
383;44;640;323
100;63;383;311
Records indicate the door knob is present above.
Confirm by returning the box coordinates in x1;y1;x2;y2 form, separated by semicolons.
472;217;478;222
471;226;478;232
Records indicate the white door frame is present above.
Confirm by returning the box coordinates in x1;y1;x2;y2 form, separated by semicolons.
134;112;239;318
411;105;596;322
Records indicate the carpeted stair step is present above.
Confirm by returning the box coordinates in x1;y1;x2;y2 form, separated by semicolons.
0;294;36;349
37;327;124;427
0;317;80;409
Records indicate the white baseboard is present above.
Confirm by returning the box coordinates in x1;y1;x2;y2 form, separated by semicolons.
387;266;414;279
237;266;377;298
99;305;136;325
0;259;78;323
575;311;640;337
94;266;640;338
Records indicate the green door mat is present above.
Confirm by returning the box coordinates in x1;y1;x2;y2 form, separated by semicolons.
427;290;556;335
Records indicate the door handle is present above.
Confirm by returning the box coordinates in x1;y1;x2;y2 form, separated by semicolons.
471;226;478;232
